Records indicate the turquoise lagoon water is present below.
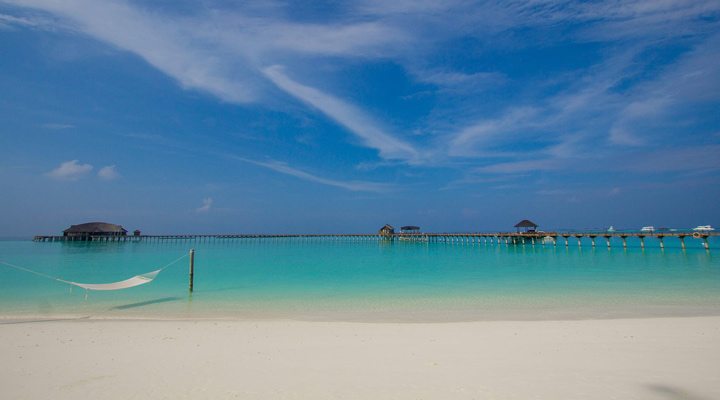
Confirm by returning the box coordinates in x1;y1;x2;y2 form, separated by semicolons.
0;237;719;321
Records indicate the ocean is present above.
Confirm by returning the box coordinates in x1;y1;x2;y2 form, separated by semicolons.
1;236;718;321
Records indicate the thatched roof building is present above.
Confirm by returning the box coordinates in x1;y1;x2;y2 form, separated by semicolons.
378;224;395;236
514;219;538;233
63;222;128;237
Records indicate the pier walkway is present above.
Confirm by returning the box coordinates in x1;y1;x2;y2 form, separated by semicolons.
33;231;717;250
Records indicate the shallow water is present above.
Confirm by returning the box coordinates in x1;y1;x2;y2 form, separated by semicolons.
1;237;718;321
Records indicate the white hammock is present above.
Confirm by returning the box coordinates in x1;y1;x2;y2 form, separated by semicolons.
0;254;186;292
57;269;162;291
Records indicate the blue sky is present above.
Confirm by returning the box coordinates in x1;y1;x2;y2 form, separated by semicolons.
1;0;719;236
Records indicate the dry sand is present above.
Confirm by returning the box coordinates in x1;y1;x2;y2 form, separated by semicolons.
1;316;719;399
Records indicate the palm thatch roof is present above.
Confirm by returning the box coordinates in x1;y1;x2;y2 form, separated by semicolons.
63;222;127;234
514;219;538;228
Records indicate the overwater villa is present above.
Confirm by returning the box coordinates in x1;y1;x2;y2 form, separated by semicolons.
378;224;395;237
514;219;539;233
63;222;128;240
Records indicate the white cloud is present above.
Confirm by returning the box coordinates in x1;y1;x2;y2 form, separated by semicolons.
46;159;93;180
3;1;408;105
444;44;667;157
447;107;541;157
7;0;720;181
263;65;421;162
249;20;406;57
97;165;120;180
412;69;505;89
0;13;41;28
235;157;392;192
609;126;644;146
6;0;258;103
571;0;720;41
4;0;422;164
614;145;720;173
196;197;213;213
608;35;720;145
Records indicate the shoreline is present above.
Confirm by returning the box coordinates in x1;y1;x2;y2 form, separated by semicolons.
3;303;720;323
2;316;719;399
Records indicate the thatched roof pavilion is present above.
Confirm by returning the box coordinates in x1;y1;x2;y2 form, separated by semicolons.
63;222;128;237
514;219;538;233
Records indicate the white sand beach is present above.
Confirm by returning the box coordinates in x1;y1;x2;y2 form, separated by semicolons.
1;316;719;399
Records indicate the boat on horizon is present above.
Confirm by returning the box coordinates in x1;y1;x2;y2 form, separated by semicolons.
693;225;715;232
640;226;655;233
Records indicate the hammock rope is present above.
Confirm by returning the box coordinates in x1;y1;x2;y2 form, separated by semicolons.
0;253;188;292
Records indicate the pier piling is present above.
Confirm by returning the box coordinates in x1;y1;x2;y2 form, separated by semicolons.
189;249;195;293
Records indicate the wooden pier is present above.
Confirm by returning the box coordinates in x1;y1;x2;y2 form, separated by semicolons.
32;231;717;250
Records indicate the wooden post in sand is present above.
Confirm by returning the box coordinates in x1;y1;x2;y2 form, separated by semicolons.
189;249;195;292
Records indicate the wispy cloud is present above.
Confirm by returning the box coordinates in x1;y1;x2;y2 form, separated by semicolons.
239;19;407;57
442;29;719;172
570;0;720;41
412;69;506;89
196;197;213;213
608;34;720;145
2;0;408;106
6;0;720;193
46;159;93;180
97;165;119;180
6;0;259;103
447;107;541;157
234;156;392;192
263;65;421;162
472;144;720;178
0;12;42;28
4;0;426;165
614;145;720;173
